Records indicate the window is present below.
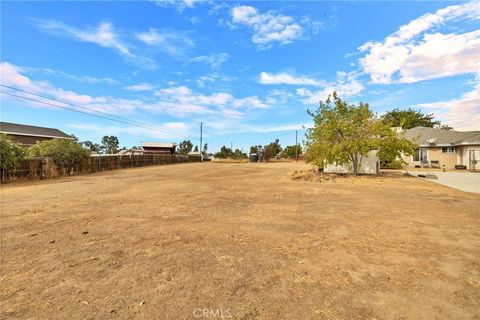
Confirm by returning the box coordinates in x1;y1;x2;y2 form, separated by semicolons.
413;150;420;161
413;148;428;162
442;147;455;153
420;148;428;162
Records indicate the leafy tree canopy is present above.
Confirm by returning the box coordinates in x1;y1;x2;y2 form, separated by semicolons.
249;145;264;155
0;134;26;170
82;140;101;153
262;139;282;162
382;108;452;130
28;139;90;167
177;140;193;155
101;135;120;154
281;145;302;159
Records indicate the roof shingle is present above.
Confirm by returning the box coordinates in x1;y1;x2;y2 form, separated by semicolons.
0;122;73;139
405;126;480;146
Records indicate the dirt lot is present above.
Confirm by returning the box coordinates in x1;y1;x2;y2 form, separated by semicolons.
1;162;479;319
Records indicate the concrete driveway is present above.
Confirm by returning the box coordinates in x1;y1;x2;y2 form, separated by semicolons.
406;171;480;193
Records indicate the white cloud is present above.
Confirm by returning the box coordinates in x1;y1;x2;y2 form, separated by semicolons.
196;73;233;87
230;5;318;48
37;20;131;57
0;62;269;119
136;28;195;57
68;122;190;139
190;53;229;68
26;67;117;85
206;120;311;135
152;85;268;118
359;1;480;84
124;83;156;91
259;72;326;87
265;89;294;105
295;71;364;104
415;74;480;131
259;70;364;104
36;20;157;69
152;0;203;12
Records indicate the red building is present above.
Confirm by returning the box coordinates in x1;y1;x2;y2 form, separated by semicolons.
141;142;176;155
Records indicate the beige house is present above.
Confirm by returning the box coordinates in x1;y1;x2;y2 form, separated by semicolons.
403;126;480;170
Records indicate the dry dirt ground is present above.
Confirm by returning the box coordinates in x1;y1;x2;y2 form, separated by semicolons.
1;162;479;320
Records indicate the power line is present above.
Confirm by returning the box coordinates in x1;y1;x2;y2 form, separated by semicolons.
0;84;189;138
0;90;189;139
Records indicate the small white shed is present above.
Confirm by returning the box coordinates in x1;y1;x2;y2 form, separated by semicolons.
324;150;380;175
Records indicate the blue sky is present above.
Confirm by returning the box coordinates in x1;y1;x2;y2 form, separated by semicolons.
1;1;479;152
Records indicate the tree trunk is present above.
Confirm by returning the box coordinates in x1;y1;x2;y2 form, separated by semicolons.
350;153;358;175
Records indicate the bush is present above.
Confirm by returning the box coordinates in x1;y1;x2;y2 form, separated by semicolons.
28;139;90;168
0;134;26;170
380;159;405;169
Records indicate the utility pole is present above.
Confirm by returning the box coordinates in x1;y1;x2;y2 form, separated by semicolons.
231;141;233;150
200;122;203;161
295;130;298;162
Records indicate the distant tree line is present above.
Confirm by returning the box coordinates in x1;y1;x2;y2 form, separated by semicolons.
81;135;121;154
214;146;247;160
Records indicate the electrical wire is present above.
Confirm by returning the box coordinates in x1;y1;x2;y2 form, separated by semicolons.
0;84;190;139
0;91;192;139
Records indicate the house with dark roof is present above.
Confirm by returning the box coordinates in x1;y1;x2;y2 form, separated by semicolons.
0;122;74;147
141;142;176;155
403;126;480;170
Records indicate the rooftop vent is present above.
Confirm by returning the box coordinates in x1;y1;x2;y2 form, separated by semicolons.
427;137;437;144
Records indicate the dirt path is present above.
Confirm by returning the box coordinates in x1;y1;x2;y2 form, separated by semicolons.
1;162;479;319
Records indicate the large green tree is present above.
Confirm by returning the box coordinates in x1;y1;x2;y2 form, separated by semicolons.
101;136;120;154
382;108;452;130
306;92;416;175
177;140;193;155
262;139;282;163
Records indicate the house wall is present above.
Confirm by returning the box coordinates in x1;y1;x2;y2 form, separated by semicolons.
402;153;416;168
427;147;457;169
324;150;379;175
142;146;175;155
403;145;480;170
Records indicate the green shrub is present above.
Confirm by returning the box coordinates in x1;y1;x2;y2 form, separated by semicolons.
27;139;90;167
380;159;405;169
0;134;26;170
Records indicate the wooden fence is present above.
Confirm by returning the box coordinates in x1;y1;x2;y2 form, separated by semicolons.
1;154;202;183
